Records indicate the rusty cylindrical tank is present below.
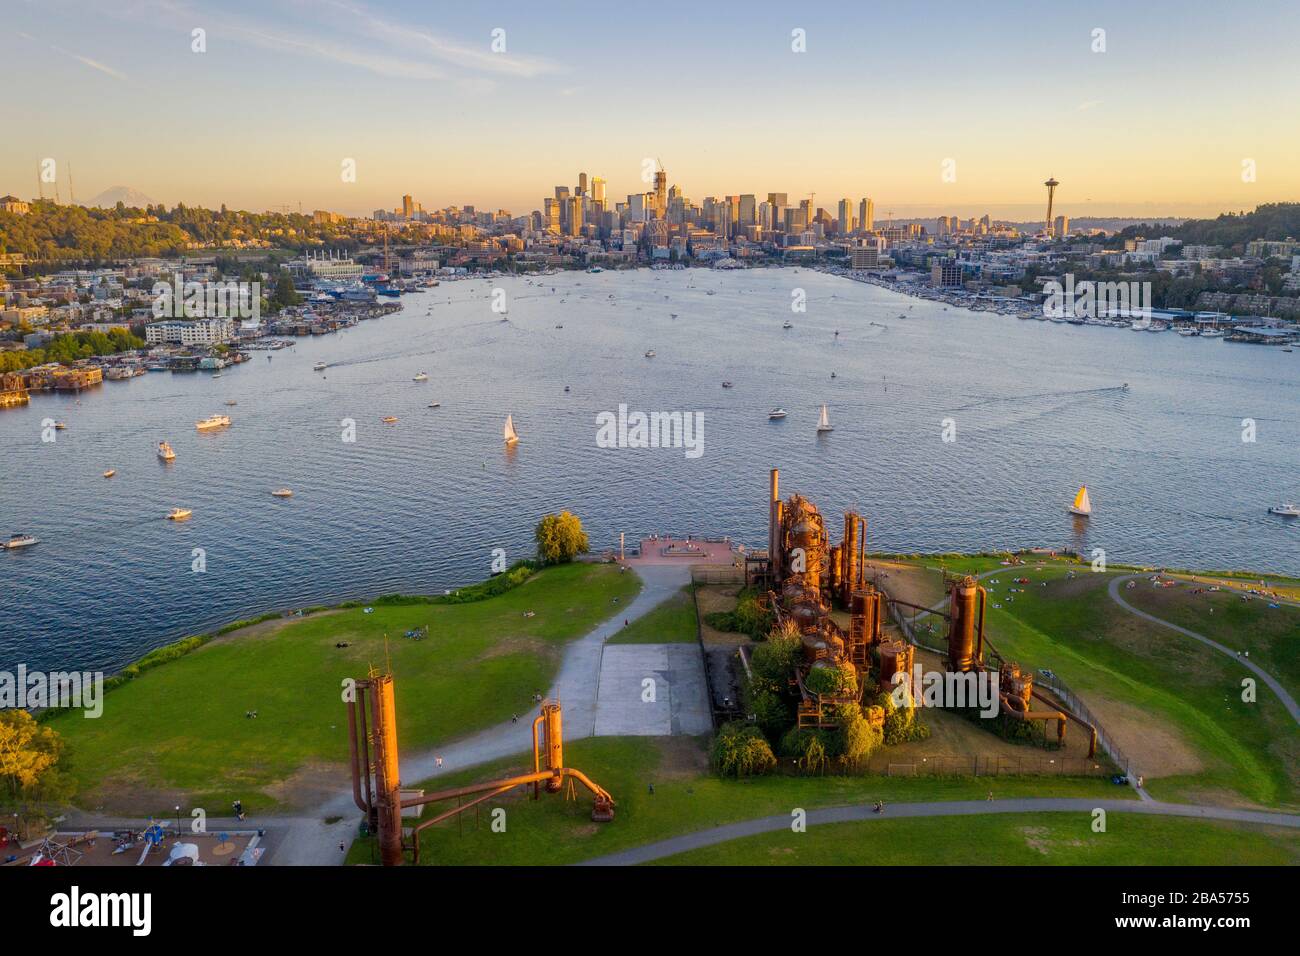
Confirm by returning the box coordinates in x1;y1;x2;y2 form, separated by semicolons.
947;575;982;673
542;701;564;792
877;640;914;692
368;674;403;867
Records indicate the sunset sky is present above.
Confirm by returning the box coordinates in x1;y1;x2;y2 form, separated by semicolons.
5;0;1298;219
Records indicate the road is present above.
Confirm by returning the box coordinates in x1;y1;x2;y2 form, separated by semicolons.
577;797;1300;866
1108;573;1299;724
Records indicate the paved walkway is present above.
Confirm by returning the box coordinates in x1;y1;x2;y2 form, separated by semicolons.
273;563;692;864
1108;574;1299;724
577;797;1300;865
593;644;712;736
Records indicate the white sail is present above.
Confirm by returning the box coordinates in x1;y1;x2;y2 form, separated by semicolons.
503;414;519;444
1070;485;1092;515
817;404;832;431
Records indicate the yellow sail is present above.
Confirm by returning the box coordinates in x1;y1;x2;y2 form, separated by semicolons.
1071;485;1092;514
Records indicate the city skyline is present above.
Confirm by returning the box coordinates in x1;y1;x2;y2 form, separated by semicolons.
5;0;1299;218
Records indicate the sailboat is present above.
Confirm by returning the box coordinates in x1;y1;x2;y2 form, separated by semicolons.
503;414;520;446
816;404;833;433
1068;485;1092;517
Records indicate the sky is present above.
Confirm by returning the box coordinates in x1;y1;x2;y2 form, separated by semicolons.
4;0;1299;220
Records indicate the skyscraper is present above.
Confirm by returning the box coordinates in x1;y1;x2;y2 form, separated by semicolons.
837;198;853;235
567;196;582;237
402;194;414;219
578;172;588;198
738;194;756;225
653;168;667;218
591;176;606;204
859;198;874;232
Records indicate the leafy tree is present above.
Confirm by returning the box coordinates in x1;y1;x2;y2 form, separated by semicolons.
710;722;777;778
534;511;589;564
0;710;68;807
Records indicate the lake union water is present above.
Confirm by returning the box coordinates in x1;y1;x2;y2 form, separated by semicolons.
3;268;1298;673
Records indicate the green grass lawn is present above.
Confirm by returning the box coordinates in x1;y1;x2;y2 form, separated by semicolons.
1121;581;1300;696
48;562;641;814
948;565;1298;809
606;585;697;645
650;812;1300;866
347;736;1132;866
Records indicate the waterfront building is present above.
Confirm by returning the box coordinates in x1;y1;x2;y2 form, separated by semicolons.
859;197;874;232
145;317;236;345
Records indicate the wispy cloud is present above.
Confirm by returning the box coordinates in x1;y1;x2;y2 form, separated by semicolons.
24;31;128;80
1076;99;1103;112
113;0;562;82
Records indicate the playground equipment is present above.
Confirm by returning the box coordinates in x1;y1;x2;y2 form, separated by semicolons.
347;671;614;866
761;468;1098;756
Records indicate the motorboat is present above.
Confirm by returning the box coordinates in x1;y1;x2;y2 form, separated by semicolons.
157;441;176;461
413;372;429;382
382;416;399;424
1268;503;1300;517
272;488;294;498
721;381;734;389
783;320;793;329
1200;329;1224;338
102;469;116;479
53;421;67;430
314;361;328;371
2;533;38;550
167;508;192;521
768;408;787;420
195;414;231;431
1068;485;1092;517
428;402;441;408
644;350;656;358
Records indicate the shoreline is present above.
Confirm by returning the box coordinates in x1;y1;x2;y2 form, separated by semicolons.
31;547;1299;710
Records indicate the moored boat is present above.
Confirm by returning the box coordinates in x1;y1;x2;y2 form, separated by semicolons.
2;533;39;550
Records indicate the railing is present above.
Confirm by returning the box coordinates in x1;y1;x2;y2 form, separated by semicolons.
881;582;1133;778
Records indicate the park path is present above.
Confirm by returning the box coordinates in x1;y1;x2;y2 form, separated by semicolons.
1107;573;1299;724
269;563;692;865
576;797;1300;865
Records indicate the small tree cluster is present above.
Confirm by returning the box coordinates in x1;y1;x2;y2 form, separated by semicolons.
710;721;777;778
534;511;589;565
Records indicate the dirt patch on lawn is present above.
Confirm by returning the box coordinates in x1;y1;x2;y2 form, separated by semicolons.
866;560;945;612
262;760;350;811
1084;694;1204;778
654;736;710;778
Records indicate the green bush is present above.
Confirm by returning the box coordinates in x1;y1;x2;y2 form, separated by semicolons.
703;588;772;639
780;726;833;774
710;722;777;778
805;661;857;697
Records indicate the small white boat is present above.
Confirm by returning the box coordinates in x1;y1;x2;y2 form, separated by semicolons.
503;414;520;446
428;402;441;409
2;533;39;550
157;441;176;461
313;361;328;371
645;350;656;358
1176;328;1198;337
167;508;192;521
768;408;787;420
1200;329;1224;338
816;404;833;433
413;372;429;382
272;488;294;498
1068;485;1092;517
783;321;793;329
195;414;231;431
1268;503;1300;517
225;400;238;406
102;469;116;479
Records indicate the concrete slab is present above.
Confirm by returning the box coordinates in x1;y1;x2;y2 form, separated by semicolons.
593;643;713;737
